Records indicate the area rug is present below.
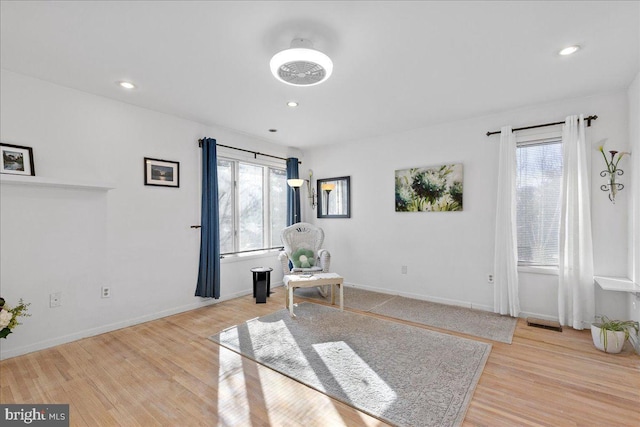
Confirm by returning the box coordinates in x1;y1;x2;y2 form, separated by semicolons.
211;303;491;427
295;286;517;344
369;296;518;344
295;284;396;311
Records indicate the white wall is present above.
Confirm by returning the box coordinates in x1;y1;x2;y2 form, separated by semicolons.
1;69;635;359
626;8;640;353
0;71;295;359
628;71;640;331
304;91;631;321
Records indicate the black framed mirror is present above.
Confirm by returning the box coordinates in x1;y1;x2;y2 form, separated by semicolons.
317;176;350;218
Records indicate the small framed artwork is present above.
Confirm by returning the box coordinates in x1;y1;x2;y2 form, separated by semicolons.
144;157;179;187
1;143;35;176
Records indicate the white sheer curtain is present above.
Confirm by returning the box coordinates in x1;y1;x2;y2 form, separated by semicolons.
558;114;594;329
494;126;520;316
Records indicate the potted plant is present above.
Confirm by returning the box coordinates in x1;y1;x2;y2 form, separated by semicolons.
590;315;639;354
0;297;31;339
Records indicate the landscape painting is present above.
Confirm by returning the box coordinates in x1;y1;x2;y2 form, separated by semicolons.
144;157;180;187
151;165;174;182
0;143;35;176
395;163;463;212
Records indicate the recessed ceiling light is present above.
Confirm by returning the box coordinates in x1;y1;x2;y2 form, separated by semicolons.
268;129;278;133
559;45;580;56
118;81;136;89
287;101;299;107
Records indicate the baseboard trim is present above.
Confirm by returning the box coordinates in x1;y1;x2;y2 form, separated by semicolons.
1;280;560;359
0;284;284;360
519;311;559;322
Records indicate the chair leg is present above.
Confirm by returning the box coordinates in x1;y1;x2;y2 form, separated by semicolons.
288;285;295;317
318;285;329;298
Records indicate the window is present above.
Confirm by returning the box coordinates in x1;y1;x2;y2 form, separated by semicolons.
516;138;563;266
217;157;287;255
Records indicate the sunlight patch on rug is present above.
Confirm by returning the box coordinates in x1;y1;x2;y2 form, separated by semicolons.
313;341;396;413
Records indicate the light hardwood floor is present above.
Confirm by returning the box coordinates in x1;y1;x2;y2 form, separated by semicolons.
1;286;639;426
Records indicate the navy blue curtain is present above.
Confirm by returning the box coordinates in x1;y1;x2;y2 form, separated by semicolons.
195;138;221;298
286;158;300;225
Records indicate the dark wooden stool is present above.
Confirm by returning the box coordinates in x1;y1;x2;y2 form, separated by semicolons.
251;267;273;304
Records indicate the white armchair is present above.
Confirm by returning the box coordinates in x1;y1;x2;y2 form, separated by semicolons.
278;222;331;274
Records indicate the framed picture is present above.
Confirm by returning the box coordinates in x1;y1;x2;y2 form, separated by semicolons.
1;143;35;176
317;176;351;218
395;163;463;212
144;157;179;187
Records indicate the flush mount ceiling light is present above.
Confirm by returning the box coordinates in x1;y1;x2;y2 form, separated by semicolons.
559;45;580;56
270;38;333;86
118;81;136;89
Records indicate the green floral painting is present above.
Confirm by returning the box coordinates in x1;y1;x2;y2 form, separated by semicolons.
395;164;463;212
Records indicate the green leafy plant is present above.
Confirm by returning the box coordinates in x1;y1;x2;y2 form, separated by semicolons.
593;315;639;352
0;297;31;339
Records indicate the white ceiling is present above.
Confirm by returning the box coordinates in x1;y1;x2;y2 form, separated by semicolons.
1;1;638;148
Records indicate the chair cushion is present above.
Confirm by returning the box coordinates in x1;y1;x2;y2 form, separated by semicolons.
291;248;316;268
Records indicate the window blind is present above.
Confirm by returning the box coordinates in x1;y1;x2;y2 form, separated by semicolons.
516;140;563;266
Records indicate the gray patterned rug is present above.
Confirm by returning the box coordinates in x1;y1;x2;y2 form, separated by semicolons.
295;286;517;344
295;285;397;311
211;303;491;427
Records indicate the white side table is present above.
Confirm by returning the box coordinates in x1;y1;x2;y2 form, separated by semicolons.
283;273;344;317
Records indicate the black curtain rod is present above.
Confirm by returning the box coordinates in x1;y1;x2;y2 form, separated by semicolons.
198;139;301;164
486;115;598;137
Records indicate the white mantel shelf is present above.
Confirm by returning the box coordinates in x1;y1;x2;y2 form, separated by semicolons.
594;276;640;293
0;174;115;191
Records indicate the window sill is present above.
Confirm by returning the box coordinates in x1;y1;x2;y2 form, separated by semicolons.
518;265;559;276
221;249;282;264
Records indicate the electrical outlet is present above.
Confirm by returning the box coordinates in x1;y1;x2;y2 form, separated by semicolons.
401;265;408;274
487;274;494;284
50;292;62;308
101;287;111;298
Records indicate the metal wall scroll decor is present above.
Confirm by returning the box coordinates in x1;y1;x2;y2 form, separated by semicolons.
598;145;628;203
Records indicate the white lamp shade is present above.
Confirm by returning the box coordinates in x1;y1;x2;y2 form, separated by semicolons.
287;179;305;188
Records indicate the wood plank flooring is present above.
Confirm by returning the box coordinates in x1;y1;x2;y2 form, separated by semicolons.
1;286;639;426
